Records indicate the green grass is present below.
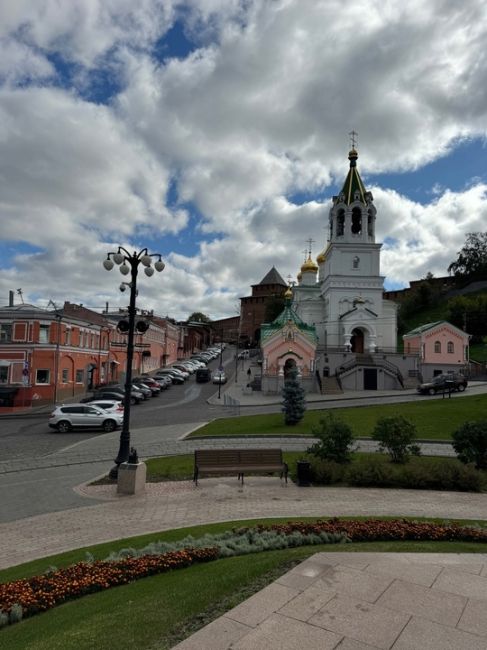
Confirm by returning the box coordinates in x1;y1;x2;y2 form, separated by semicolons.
189;393;487;440
2;517;487;650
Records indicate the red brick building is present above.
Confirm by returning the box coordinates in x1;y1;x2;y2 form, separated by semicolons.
239;267;288;346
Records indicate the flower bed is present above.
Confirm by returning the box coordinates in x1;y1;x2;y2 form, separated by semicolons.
0;547;218;621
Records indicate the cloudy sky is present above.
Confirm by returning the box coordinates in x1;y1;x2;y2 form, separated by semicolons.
0;0;486;320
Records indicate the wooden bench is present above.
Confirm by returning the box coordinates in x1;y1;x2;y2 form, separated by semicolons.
193;448;288;485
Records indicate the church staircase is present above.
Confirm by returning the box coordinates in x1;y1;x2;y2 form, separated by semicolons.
320;376;343;394
336;354;405;389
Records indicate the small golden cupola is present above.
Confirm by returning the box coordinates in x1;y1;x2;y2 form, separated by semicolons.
284;286;293;300
316;249;326;265
301;253;318;274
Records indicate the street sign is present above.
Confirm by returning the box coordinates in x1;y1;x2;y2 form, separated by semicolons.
218;365;224;372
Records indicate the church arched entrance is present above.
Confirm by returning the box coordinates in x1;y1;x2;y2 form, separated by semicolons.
283;358;297;378
350;328;364;353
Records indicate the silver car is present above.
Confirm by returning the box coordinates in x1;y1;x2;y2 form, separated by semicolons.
48;404;124;433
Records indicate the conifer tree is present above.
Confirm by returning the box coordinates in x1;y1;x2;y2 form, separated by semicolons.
282;369;306;425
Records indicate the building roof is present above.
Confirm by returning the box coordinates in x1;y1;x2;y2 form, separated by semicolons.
258;266;287;287
261;298;317;343
403;320;468;338
339;148;367;205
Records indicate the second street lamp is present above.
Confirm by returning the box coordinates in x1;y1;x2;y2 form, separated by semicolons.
103;246;165;478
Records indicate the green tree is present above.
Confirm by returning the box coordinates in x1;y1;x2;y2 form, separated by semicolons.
447;294;487;343
448;232;487;280
452;420;487;470
372;416;421;464
187;312;211;323
308;413;355;463
281;370;306;426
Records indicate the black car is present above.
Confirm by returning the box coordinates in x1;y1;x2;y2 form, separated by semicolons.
196;368;212;383
417;373;468;395
84;389;142;404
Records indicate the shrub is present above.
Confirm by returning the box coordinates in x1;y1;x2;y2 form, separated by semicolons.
281;370;306;425
372;416;421;463
346;458;394;487
399;462;484;492
308;458;346;484
452;420;487;470
308;413;355;463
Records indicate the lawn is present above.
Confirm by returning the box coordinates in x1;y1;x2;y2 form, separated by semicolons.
2;517;487;650
189;393;487;440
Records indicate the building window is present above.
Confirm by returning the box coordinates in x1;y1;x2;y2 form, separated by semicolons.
65;328;71;345
36;369;50;384
353;256;360;269
75;370;84;383
0;366;8;383
447;341;454;353
62;369;69;383
337;209;345;236
0;324;12;342
351;207;362;234
434;341;441;353
39;324;50;343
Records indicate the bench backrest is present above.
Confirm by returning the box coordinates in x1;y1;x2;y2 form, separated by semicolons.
195;448;283;467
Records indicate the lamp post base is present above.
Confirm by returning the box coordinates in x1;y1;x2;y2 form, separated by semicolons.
108;463;121;480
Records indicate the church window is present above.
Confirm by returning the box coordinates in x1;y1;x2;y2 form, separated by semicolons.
367;209;373;236
329;214;333;239
447;341;454;353
337;209;345;236
351;207;362;234
353;256;360;269
434;341;441;353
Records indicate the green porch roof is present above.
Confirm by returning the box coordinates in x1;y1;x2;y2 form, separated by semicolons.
261;300;318;343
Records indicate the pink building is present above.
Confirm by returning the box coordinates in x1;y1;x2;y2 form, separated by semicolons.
403;320;469;382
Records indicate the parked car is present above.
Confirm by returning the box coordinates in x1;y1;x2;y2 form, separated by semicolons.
87;399;124;414
90;386;143;404
169;365;190;378
49;404;124;433
196;367;212;383
417;373;468;395
154;369;185;384
237;350;250;359
133;377;161;395
212;371;227;384
131;383;152;399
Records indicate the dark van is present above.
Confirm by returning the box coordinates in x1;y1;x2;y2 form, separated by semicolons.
196;368;212;383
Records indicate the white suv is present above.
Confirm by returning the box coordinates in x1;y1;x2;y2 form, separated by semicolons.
48;404;124;433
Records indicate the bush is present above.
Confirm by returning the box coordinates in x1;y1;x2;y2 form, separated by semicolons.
346;458;394;487
372;416;421;463
452;420;487;470
308;458;346;485
398;461;484;492
308;413;355;463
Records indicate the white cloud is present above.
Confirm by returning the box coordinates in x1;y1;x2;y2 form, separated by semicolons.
1;0;487;318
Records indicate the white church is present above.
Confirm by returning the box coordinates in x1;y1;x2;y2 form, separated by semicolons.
261;146;419;392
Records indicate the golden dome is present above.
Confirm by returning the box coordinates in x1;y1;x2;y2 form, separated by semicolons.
300;254;318;273
297;271;302;282
284;286;293;300
316;250;326;264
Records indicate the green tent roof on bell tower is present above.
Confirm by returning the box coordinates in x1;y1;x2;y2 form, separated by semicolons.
339;148;367;205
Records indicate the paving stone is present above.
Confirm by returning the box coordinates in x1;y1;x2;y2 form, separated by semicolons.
336;639;382;650
171;616;251;649
375;579;467;626
225;582;299;628
230;613;342;650
457;597;487;638
393;616;487;650
315;565;394;603
309;594;410;650
277;585;336;621
276;559;333;590
364;558;443;587
433;568;487;601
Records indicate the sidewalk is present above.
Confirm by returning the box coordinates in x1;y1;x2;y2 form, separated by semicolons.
1;477;486;649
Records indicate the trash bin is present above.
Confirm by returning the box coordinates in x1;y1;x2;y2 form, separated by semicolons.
296;460;311;487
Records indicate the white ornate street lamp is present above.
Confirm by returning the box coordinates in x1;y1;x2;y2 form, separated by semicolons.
103;247;165;478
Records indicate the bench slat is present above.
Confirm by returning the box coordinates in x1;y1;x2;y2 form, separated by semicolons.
194;448;288;485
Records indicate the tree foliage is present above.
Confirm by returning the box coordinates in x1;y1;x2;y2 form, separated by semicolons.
187;312;211;323
308;413;355;463
281;370;306;426
448;232;487;280
372;416;421;464
452;420;487;470
447;294;487;343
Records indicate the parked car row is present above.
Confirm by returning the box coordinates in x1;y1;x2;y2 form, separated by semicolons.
49;348;226;432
